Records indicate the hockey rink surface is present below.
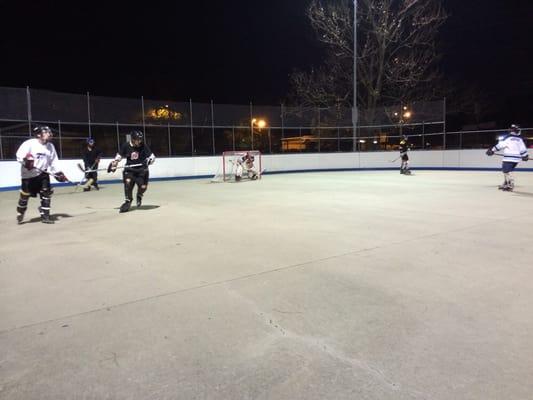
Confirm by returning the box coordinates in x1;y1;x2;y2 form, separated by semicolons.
1;170;532;400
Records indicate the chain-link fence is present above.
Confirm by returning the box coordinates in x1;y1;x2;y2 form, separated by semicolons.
1;86;529;160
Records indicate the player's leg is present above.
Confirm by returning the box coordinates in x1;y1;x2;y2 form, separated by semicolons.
92;171;99;190
135;170;149;207
38;175;54;224
120;171;135;213
500;162;516;191
16;179;32;224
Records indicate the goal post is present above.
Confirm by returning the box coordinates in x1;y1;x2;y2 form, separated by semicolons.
212;150;262;182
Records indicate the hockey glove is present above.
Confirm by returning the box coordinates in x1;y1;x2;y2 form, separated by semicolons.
486;148;494;156
522;154;529;162
54;171;69;182
107;161;118;173
23;155;35;170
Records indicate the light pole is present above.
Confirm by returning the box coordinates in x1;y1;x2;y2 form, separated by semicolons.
352;0;358;151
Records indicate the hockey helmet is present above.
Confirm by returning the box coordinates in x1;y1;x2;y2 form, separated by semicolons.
86;138;95;146
510;124;521;135
130;130;144;143
33;125;53;137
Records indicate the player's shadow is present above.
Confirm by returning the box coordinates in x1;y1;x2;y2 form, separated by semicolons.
113;205;160;212
137;205;160;211
21;213;73;224
512;191;533;198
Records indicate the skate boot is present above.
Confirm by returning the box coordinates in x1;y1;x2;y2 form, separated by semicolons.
119;200;131;213
83;187;91;192
136;195;142;207
16;211;25;224
498;182;513;191
41;214;55;224
93;183;99;191
38;207;54;224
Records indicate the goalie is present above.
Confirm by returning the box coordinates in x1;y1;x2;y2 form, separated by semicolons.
234;152;258;181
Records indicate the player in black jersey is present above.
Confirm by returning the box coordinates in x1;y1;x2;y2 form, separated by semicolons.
81;138;103;191
399;136;411;175
109;131;156;213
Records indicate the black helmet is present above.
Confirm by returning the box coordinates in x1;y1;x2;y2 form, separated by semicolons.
510;124;521;135
33;125;52;137
130;130;144;141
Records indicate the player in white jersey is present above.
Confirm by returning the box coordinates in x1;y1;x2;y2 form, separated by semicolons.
486;124;529;191
15;126;69;224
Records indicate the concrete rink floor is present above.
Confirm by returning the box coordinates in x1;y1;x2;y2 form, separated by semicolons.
1;170;533;400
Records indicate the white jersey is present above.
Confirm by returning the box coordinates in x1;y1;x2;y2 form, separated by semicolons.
16;138;60;179
492;134;528;163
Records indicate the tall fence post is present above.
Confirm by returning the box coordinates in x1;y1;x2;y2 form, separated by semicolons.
250;101;254;150
0;127;4;160
87;92;92;138
167;123;171;156
211;100;215;155
318;107;321;153
58;120;63;158
189;99;194;156
280;103;285;142
422;121;425;149
443;97;447;150
26;86;32;136
232;126;235;151
141;96;146;133
115;122;120;153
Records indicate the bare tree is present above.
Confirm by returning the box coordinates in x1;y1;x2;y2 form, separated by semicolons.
289;0;447;123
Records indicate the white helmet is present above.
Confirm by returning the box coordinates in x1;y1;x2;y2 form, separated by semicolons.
510;124;521;135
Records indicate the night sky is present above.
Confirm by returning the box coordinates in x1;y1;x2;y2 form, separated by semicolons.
1;0;532;125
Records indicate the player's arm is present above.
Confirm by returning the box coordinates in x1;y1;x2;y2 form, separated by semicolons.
520;139;529;161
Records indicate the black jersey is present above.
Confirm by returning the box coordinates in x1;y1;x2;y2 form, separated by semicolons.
399;141;409;155
82;146;103;167
119;141;153;168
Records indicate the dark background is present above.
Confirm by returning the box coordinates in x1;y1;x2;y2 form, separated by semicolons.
1;0;531;126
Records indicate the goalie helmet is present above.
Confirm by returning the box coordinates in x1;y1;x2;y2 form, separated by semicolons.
510;124;521;135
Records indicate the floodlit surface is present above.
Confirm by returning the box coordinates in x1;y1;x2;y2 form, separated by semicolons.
1;171;532;400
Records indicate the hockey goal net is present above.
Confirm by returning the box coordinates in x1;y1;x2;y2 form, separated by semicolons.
211;150;262;182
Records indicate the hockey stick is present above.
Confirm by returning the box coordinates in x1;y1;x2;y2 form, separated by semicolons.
75;161;99;191
17;161;74;184
105;162;144;173
389;156;401;163
80;162;144;173
77;162;110;173
492;152;530;160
